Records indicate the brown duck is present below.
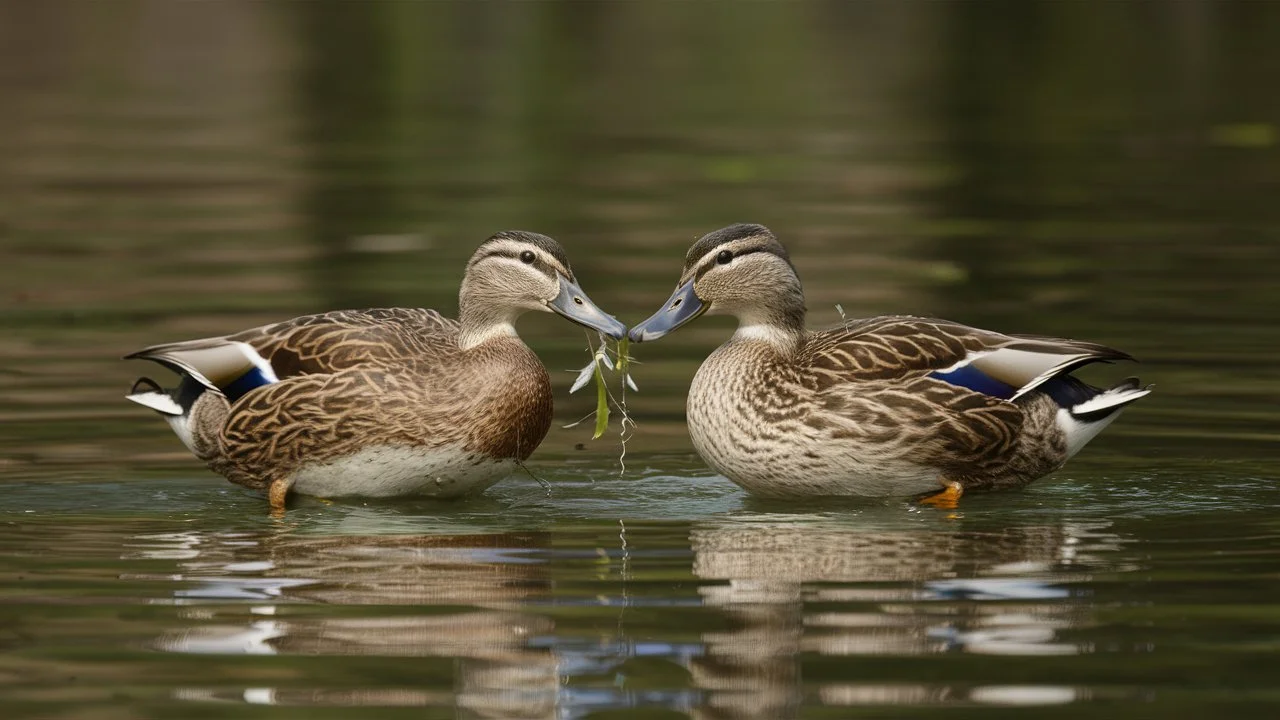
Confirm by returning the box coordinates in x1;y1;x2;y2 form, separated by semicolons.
628;223;1151;505
126;231;625;510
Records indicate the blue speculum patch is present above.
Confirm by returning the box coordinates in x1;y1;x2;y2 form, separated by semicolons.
221;367;276;403
930;365;1018;400
931;365;1106;410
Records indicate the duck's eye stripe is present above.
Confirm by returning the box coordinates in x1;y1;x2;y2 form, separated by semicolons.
477;250;518;262
695;247;771;280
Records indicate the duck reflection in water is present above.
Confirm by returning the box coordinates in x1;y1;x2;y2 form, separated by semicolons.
687;516;1128;718
138;529;559;719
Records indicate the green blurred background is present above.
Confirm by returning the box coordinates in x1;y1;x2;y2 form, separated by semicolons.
3;0;1278;474
2;2;1280;718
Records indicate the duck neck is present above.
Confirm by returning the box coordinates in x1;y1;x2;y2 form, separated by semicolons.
458;288;520;351
731;298;806;356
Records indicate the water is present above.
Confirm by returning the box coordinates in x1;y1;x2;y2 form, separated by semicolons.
3;1;1280;718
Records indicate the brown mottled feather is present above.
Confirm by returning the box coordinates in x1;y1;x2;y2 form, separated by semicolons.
657;224;1148;498
227;308;460;378
696;316;1124;495
125;231;613;503
197;317;552;491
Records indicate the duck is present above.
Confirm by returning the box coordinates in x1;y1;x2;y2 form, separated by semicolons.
126;231;626;510
627;223;1150;504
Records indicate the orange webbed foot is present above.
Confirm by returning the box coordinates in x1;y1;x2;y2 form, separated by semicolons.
918;481;964;510
268;478;293;515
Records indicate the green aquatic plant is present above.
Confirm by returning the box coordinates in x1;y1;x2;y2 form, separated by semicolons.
567;333;637;470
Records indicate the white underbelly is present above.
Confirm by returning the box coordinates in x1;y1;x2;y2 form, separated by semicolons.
289;445;515;499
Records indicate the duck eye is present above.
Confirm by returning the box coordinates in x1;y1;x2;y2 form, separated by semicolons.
519;250;536;264
716;249;733;265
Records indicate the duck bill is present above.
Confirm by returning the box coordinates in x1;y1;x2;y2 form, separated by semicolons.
548;276;627;340
628;280;705;343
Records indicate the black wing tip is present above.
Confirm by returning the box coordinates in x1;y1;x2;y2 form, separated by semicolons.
123;344;168;361
1069;345;1137;365
129;376;162;395
1114;376;1154;393
121;350;197;383
1006;334;1139;364
1108;349;1139;363
1067;375;1152;421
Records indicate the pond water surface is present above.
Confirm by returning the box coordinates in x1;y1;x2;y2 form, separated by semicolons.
2;2;1280;719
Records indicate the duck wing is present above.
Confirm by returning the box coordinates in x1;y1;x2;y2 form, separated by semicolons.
802;315;1138;473
803;315;1133;400
125;308;459;401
